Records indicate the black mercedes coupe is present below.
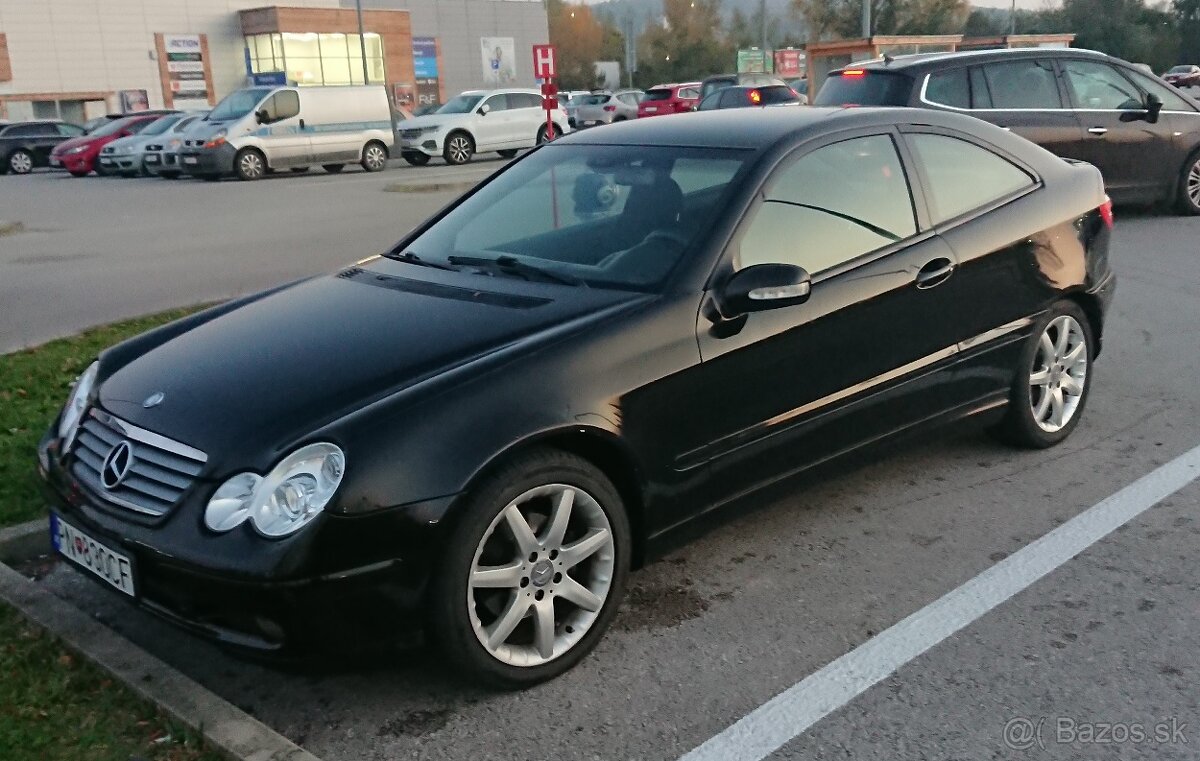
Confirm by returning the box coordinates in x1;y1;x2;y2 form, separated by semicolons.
39;107;1115;687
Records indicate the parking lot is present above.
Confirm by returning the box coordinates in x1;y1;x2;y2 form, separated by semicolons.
3;157;1199;760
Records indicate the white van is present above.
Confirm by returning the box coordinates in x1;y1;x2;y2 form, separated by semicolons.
397;89;571;165
178;85;394;180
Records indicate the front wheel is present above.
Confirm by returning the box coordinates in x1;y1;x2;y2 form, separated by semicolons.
537;124;560;144
429;449;630;688
402;151;431;166
235;149;266;181
322;163;345;173
8;150;34;175
497;149;519;158
990;301;1094;448
443;132;474;165
1177;151;1200;215
361;141;388;172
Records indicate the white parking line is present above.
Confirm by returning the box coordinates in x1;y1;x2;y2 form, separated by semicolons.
679;442;1200;761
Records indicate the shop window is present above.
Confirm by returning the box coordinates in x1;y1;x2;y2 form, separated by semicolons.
255;31;385;87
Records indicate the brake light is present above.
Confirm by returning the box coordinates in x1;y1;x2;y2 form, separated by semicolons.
1099;196;1114;228
842;69;867;78
603;105;617;112
749;89;762;104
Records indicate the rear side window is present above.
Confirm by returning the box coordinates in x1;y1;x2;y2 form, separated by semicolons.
510;93;541;108
719;89;746;108
679;87;699;99
925;69;970;109
814;72;913;106
980;60;1062;109
643;89;672;102
909;134;1034;223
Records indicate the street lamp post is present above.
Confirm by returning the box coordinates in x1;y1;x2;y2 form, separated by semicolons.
355;0;370;84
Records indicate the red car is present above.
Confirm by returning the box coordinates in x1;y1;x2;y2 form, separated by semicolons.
49;114;162;177
637;82;701;117
1163;65;1200;88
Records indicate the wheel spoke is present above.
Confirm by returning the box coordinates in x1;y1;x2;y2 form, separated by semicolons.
1029;368;1051;386
485;593;531;650
542;488;575;548
1053;320;1070;357
503;504;540;556
533;599;556;659
1049;387;1065;428
560;528;610;570
1061;375;1084;396
1033;388;1052;421
1038;333;1055;364
471;561;525;589
1063;341;1085;367
558;575;602;612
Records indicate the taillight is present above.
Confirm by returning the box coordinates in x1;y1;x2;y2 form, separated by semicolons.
1099;196;1114;228
842;69;866;78
603;105;616;112
749;89;762;104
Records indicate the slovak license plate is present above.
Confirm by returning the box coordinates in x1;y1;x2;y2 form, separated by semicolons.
50;513;136;597
183;156;198;165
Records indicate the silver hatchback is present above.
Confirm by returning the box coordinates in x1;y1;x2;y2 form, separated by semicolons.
572;90;643;128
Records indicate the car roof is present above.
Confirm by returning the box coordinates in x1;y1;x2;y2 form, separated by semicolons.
839;47;1115;74
557;106;1016;150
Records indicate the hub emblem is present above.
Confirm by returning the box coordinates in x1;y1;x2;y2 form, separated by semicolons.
530;559;554;587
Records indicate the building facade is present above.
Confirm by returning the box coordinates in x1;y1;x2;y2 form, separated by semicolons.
0;0;548;122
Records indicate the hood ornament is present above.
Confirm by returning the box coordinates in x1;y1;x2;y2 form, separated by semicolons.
142;392;165;409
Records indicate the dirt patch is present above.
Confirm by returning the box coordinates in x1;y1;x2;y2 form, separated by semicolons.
0;220;23;236
377;707;453;738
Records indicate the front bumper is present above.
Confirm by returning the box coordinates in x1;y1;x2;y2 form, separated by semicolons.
38;428;456;653
98;153;143;174
53;151;94;174
178;144;236;176
397;133;442;157
145;151;180;175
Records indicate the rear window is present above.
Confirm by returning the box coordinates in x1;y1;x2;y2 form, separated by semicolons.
580;94;610;105
701;78;736;99
814;71;913;106
754;86;798;104
643;89;673;102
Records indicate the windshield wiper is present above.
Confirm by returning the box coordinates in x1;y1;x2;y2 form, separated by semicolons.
447;255;584;286
382;250;460;271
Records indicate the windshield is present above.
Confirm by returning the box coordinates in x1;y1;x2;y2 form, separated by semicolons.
140;115;182;136
580;94;611;105
208;87;273;122
401;145;749;291
437;94;484;114
89;117;140;137
814;71;913;106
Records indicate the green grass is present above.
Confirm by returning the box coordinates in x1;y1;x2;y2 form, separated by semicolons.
0;308;203;529
0;602;223;761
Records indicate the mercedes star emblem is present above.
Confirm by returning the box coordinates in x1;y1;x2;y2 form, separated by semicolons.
100;441;135;490
143;391;165;409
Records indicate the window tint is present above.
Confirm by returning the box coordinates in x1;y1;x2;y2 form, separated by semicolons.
1061;60;1142;110
909;134;1033;223
1127;70;1196;112
814;71;913;106
719;88;745;108
680;87;699;99
483;94;510;111
509;93;541;108
643;89;672;102
265;90;300;121
56;123;85;137
981;60;1061;109
925;69;970;108
739;135;916;274
969;67;993;108
8;123;57;136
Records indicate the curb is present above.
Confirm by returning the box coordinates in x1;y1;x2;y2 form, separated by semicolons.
0;518;48;565
0;530;321;761
0;220;24;236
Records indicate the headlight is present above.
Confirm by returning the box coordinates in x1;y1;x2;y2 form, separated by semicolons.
58;361;99;446
204;129;227;149
204;443;345;538
67;145;88;155
421;125;441;134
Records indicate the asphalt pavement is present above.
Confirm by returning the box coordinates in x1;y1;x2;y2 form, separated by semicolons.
10;168;1200;761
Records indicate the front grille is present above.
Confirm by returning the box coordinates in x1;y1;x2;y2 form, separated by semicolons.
70;409;207;517
401;128;423;140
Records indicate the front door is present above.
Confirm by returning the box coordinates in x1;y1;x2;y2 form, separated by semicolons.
475;93;516;150
1057;58;1179;201
686;131;968;510
968;58;1084;160
256;89;310;167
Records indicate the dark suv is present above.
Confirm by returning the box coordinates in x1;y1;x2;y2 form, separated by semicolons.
0;120;85;175
815;48;1200;214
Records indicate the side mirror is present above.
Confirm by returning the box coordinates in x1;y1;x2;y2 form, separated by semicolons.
478;104;491;116
721;263;812;314
1144;92;1162;124
255;109;269;124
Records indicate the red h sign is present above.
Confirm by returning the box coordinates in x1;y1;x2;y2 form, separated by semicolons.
532;44;557;79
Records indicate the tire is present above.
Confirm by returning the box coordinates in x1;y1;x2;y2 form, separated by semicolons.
322;164;345;173
990;301;1094;448
199;173;221;182
537;124;559;144
8;149;34;175
120;171;138;179
235;148;266;181
429;449;631;688
402;151;431;166
1177;150;1200;216
360;141;388;172
443;132;474;165
69;169;90;178
497;149;519;158
159;171;180;180
290;166;310;174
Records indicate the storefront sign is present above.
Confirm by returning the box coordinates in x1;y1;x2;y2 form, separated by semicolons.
773;48;805;78
412;37;441;107
160;34;211;105
736;48;772;74
252;71;288;86
481;37;516;86
119;89;149;112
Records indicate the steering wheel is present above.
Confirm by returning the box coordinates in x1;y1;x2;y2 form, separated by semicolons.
597;227;691;275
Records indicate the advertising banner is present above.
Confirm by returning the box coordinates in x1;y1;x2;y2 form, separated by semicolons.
118;89;149;112
481;37;516;86
736;48;772;74
163;34;209;104
413;37;441;107
774;49;805;78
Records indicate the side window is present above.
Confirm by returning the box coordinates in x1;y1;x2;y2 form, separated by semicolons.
719;89;745;108
908;133;1034;223
618;93;640;106
483;94;510;112
1127;70;1196;112
1061;60;1142;110
969;67;993;108
981;60;1062;109
738;135;917;274
56;123;85;137
264;90;300;122
680;87;699;99
697;92;722;111
512;93;541;109
925;68;969;109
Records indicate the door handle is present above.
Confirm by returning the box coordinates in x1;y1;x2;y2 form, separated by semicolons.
299;118;306;130
915;257;955;289
1087;126;1108;135
999;126;1012;131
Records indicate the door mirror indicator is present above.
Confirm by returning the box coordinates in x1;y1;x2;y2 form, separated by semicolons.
722;263;812;315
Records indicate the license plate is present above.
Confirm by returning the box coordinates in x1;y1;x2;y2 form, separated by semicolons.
99;158;112;166
50;157;61;167
51;514;136;597
183;156;198;165
645;106;658;112
145;154;159;163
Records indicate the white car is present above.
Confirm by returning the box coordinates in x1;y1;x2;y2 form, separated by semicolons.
397;89;571;166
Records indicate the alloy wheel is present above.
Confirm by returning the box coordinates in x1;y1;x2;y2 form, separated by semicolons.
1028;314;1088;433
447;136;472;164
1188;157;1200;209
239;152;264;180
10;151;33;174
538;125;558;144
467;483;615;668
364;144;387;171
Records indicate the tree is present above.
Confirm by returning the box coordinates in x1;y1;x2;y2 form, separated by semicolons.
794;0;969;38
547;0;622;89
1174;0;1200;61
635;0;734;86
1059;0;1180;72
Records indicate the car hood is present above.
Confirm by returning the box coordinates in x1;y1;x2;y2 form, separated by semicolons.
400;112;468;130
53;135;99;154
183;119;237;142
105;135;143;152
98;263;650;463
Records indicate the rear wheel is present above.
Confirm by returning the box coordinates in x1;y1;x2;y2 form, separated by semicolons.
537;124;559;144
443;132;474;165
402;151;431;166
1177;150;1200;215
361;141;388;172
497;149;519;158
322;163;345;173
159;171;180;180
235;148;266;181
8;150;34;175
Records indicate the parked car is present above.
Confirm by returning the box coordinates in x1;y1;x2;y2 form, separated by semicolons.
40;106;1114;687
814;48;1200;214
637;82;701;117
1163;64;1200;88
0;120;85;175
697;84;801;110
97;113;185;177
699;73;786;101
145;112;208;179
178;85;394;181
82;110;178;134
49;114;164;177
397;89;570;166
787;78;810;104
571;90;642;128
560;90;591;128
